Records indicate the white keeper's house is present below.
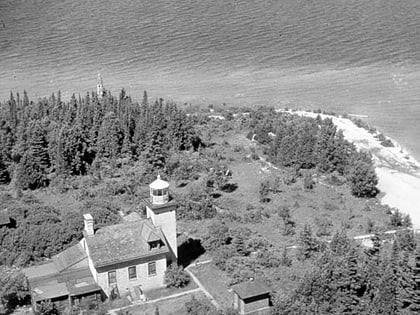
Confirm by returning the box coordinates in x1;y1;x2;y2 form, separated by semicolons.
23;176;177;310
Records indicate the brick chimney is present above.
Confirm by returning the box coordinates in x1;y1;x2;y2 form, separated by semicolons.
83;214;94;236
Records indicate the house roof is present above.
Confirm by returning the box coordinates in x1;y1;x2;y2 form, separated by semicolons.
231;280;271;300
0;209;10;225
85;219;168;268
123;212;142;222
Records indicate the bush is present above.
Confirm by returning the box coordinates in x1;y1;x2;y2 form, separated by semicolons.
376;133;394;147
389;209;412;228
243;208;263;223
185;296;214;315
0;268;30;314
303;174;314;190
279;248;292;267
164;264;190;288
315;216;333;237
213;245;236;271
326;171;346;186
297;225;325;260
202;220;231;252
257;180;269;202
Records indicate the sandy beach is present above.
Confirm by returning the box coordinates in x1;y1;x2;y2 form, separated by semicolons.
282;110;420;229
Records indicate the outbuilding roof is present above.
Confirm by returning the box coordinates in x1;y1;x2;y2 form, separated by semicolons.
85;219;168;268
53;243;87;272
149;175;169;190
231;280;271;300
23;243;101;302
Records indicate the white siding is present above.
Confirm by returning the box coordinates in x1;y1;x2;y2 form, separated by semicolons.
96;257;167;296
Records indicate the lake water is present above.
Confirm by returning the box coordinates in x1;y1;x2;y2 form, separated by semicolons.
1;0;419;158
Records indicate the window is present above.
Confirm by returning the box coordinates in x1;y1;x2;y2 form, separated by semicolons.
148;262;157;276
108;271;116;285
149;241;162;250
128;266;137;280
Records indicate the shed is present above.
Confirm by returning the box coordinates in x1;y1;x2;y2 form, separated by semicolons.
231;280;271;315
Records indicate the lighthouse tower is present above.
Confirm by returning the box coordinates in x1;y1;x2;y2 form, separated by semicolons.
146;175;177;262
97;73;104;97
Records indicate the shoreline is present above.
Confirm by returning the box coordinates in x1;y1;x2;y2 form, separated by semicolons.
280;109;420;228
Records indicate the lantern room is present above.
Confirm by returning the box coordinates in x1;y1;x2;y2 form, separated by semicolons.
149;175;169;205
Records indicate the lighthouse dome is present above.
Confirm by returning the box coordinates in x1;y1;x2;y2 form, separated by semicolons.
149;175;169;205
149;175;169;190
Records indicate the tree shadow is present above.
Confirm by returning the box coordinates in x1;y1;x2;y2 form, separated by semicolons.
176;181;189;188
210;192;222;199
178;238;205;268
220;183;238;193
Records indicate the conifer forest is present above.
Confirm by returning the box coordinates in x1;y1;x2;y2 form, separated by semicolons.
0;89;419;314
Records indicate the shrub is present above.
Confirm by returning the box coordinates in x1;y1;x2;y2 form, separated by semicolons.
35;300;60;315
297;225;325;260
231;227;252;256
394;230;416;252
164;264;190;288
202;220;231;252
255;250;281;268
375;133;394;147
0;268;30;314
303;174;314;190
225;257;254;285
389;209;412;228
326;171;346;186
380;139;394;147
279;248;292;267
259;180;270;203
213;245;236;271
185;296;214;315
233;145;243;152
243;209;263;223
365;218;375;233
315;216;333;237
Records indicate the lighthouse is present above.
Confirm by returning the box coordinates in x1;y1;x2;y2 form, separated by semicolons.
145;175;178;262
97;73;104;97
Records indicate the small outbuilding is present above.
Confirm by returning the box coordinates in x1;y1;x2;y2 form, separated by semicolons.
231;279;271;315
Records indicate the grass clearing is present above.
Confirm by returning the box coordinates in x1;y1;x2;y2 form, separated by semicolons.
188;263;233;308
120;291;206;315
145;281;198;301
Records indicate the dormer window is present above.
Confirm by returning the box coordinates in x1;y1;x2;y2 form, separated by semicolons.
148;240;163;250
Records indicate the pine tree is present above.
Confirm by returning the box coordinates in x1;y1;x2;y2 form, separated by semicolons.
28;120;50;172
298;224;324;260
410;249;420;312
348;151;378;197
143;127;167;169
0;153;10;184
57;122;91;176
371;262;399;314
95;111;123;167
15;120;50;189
